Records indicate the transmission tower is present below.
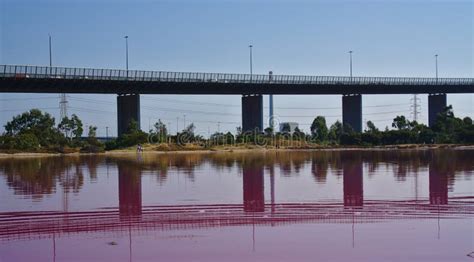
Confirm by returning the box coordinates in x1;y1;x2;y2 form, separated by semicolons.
59;93;68;119
410;94;421;122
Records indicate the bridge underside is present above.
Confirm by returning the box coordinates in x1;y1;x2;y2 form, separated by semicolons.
0;78;472;95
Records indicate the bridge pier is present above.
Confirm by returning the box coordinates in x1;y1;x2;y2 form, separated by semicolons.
428;94;446;127
342;94;362;132
117;94;140;137
242;94;263;133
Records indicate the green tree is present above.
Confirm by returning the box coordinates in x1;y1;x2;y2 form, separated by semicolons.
4;109;61;147
183;123;195;136
463;117;473;126
292;127;306;140
15;133;40;150
58;114;83;142
106;120;148;150
264;127;273;136
366;120;379;133
328;121;343;142
311;116;328;141
432;106;463;143
154;119;168;143
82;125;104;152
281;123;291;134
392;115;410;130
87;126;101;146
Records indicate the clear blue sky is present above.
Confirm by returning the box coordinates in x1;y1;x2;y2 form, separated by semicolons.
1;0;473;136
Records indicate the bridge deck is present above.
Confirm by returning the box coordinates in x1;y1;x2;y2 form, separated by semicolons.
1;65;473;94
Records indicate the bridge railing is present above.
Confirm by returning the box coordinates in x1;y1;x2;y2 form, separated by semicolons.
1;64;473;86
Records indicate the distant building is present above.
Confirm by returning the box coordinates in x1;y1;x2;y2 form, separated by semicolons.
279;122;299;133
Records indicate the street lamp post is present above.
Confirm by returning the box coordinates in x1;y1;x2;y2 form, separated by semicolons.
249;45;253;81
176;117;179;135
124;36;129;76
349;51;353;80
435;54;438;81
49;35;52;67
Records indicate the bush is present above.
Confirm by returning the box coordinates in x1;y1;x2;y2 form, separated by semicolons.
80;144;104;153
15;133;40;150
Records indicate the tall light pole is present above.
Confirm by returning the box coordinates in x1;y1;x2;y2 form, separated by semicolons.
49;35;52;67
124;36;129;73
435;54;438;80
176;117;179;135
349;50;353;80
249;44;253;81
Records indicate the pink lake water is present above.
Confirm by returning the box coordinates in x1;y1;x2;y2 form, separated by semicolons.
0;149;473;261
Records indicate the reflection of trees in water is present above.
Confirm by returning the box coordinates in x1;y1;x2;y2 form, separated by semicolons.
108;150;470;184
58;165;83;194
0;150;471;198
0;155;102;198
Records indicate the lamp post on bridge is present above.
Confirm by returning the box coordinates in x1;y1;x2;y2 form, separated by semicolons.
349;50;353;81
249;44;253;81
124;36;129;76
435;54;438;81
49;35;52;67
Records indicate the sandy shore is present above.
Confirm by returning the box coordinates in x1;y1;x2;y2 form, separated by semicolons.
0;144;473;158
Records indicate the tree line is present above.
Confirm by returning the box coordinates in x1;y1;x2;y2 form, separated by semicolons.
0;109;102;152
0;105;472;152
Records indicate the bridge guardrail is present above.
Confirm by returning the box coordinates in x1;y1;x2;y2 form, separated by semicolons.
0;64;473;86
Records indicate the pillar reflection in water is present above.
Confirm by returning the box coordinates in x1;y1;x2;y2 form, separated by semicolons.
243;166;265;212
343;158;363;207
118;164;142;218
429;163;449;205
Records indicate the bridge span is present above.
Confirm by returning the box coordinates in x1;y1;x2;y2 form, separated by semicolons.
1;65;473;134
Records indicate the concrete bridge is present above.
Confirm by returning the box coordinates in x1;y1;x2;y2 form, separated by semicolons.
1;65;473;135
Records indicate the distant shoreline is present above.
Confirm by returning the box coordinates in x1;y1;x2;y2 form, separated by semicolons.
1;144;473;158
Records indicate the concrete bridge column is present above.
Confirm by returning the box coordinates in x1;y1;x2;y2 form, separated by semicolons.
242;94;263;133
117;94;140;137
342;94;362;132
428;94;447;127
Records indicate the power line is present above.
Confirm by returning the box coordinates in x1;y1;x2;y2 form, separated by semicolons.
0;107;59;113
68;106;240;125
68;97;242;116
68;96;412;117
141;96;411;110
0;96;58;102
268;110;411;118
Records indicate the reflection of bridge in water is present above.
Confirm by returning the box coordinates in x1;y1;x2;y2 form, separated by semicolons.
1;159;471;242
